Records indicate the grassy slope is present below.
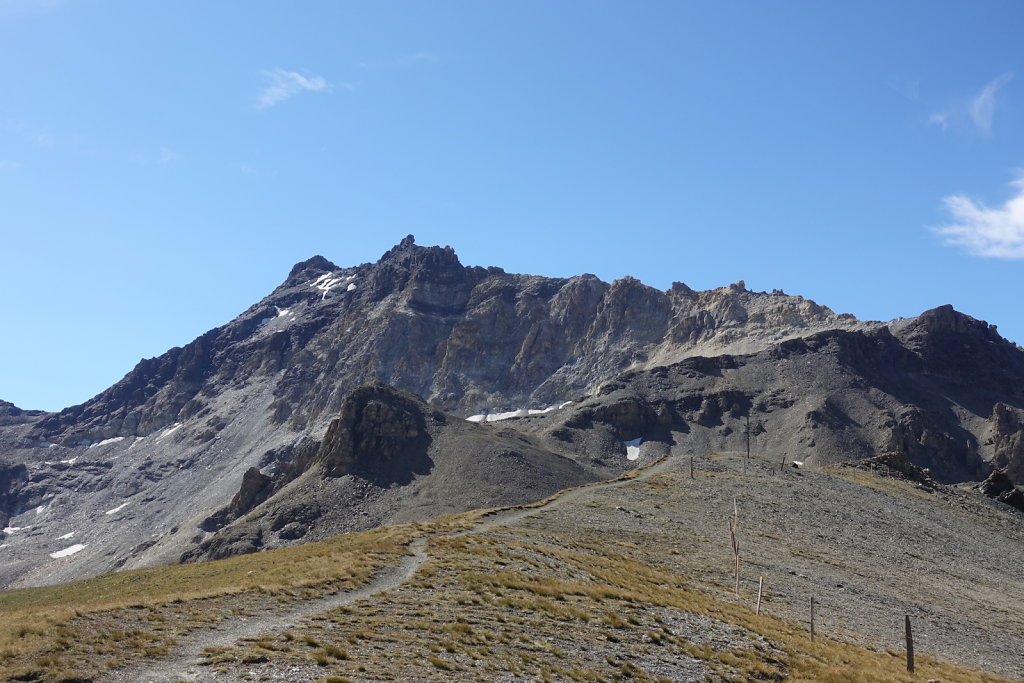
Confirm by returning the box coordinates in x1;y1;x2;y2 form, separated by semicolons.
0;454;1019;682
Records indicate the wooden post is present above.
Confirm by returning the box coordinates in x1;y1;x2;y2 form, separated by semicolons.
780;454;786;474
755;576;763;615
746;415;750;461
729;498;740;594
905;614;915;672
744;414;750;474
809;596;815;641
690;456;694;480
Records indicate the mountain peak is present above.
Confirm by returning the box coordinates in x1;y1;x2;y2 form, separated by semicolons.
286;255;339;283
377;235;462;271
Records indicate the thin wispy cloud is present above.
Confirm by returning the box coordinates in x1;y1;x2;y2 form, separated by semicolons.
0;160;23;170
968;73;1012;135
934;176;1024;259
927;112;949;129
256;68;333;110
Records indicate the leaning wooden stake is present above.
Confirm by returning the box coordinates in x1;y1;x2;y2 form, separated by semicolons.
690;456;695;479
745;414;751;460
905;614;915;672
809;596;816;641
755;576;764;615
729;498;740;593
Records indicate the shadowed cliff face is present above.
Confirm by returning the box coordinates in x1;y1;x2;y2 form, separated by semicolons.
17;236;869;448
567;320;1024;484
182;381;599;563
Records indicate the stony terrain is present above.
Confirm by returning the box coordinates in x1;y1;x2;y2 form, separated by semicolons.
1;235;1023;600
1;448;1019;682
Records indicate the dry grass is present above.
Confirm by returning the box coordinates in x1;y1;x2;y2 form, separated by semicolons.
0;454;1015;682
201;526;1012;682
0;523;418;680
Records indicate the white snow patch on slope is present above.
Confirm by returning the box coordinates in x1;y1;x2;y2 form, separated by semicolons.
50;544;87;559
467;401;573;423
624;438;642;461
3;526;25;534
312;272;346;300
60;458;77;465
346;282;357;291
156;424;181;441
35;505;46;515
105;502;130;515
57;531;75;540
89;437;125;449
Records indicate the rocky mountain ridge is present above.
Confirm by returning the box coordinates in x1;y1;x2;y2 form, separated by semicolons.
1;236;1022;589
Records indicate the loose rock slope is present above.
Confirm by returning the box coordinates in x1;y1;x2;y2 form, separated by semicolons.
1;236;1023;594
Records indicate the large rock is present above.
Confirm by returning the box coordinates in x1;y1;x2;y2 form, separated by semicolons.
979;469;1024;512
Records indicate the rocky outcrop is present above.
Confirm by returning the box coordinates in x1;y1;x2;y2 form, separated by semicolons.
841;451;948;493
893;305;1024;400
182;381;601;563
314;381;433;481
0;463;28;530
987;403;1024;481
978;469;1024;512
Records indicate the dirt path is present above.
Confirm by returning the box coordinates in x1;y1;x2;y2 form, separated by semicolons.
105;457;672;683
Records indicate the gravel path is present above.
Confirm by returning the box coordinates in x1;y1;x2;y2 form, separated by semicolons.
104;458;672;683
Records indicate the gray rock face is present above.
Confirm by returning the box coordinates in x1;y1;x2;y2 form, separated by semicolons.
181;381;602;564
1;236;1022;588
19;236;867;449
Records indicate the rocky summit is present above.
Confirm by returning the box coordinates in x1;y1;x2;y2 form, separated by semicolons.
1;236;1023;590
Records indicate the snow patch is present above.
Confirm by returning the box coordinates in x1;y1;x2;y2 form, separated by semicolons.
156;424;181;441
34;505;46;515
50;544;87;559
60;458;77;465
624;438;642;461
792;460;803;468
3;526;25;534
89;437;125;449
0;544;8;549
105;502;130;515
467;401;573;423
275;307;291;317
312;272;346;300
37;441;58;448
346;282;357;292
310;272;333;286
57;531;75;540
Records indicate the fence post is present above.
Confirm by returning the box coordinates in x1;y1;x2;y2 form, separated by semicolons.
905;614;915;672
729;498;740;594
809;596;815;641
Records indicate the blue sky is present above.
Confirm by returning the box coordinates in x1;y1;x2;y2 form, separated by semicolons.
1;0;1022;411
